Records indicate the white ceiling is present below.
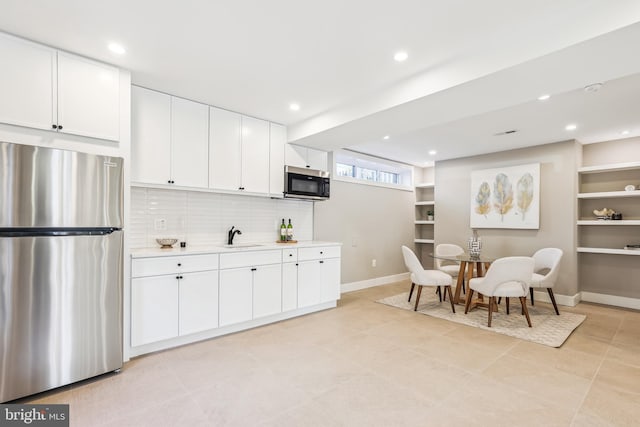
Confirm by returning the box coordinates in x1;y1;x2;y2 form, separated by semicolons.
2;1;640;165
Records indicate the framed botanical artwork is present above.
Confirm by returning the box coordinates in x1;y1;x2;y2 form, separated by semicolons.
470;163;540;229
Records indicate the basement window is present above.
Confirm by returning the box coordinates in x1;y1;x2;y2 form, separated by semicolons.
333;150;413;190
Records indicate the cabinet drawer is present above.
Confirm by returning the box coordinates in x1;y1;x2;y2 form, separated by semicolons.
282;248;298;262
220;249;282;269
298;246;341;261
132;253;219;277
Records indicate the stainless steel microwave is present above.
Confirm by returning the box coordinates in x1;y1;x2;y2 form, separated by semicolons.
284;165;330;200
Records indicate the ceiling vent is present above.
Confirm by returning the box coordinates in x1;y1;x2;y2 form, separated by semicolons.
493;129;518;136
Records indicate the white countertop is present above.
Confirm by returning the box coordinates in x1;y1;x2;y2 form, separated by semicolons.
131;240;342;258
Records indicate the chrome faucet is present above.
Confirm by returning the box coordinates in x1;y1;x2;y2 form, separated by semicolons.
227;226;242;245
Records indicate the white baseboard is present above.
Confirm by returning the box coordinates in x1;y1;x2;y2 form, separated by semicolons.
531;290;581;307
580;292;640;310
341;272;410;293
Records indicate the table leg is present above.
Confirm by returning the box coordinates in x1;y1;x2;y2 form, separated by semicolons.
453;261;467;304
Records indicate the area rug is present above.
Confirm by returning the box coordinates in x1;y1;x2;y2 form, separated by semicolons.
377;291;586;347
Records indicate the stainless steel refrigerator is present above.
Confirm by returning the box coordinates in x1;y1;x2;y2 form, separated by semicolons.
0;141;123;402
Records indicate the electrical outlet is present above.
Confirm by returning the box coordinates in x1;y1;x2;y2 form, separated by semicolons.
154;218;167;231
371;259;377;267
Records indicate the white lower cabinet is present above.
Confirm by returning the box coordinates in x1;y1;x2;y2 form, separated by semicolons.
179;271;219;336
219;268;253;327
131;275;179;347
219;249;283;326
131;255;219;347
131;245;340;355
297;246;341;308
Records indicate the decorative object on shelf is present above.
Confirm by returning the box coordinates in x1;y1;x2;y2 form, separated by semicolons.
427;210;434;221
625;184;637;191
624;244;640;251
612;213;623;220
156;238;178;249
468;229;482;258
470;163;540;229
593;208;616;219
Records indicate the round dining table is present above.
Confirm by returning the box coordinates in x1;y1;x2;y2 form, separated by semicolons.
430;252;498;311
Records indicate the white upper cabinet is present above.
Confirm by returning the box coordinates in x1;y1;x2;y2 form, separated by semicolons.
171;97;209;188
269;123;286;197
0;33;120;141
240;116;270;194
285;143;328;171
0;34;55;131
209;107;271;195
56;52;120;141
131;86;171;184
209;106;242;191
131;86;209;188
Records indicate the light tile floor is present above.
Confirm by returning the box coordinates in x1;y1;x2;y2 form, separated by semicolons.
24;280;640;426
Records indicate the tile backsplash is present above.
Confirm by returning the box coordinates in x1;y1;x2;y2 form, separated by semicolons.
130;187;314;248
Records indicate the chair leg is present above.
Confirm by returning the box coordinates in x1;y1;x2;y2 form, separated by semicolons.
408;282;415;302
505;297;510;315
547;288;560;315
461;278;466;294
414;286;423;311
464;289;474;314
530;287;534;306
437;286;442;302
446;286;455;313
497;297;502;304
487;296;494;327
519;297;532;327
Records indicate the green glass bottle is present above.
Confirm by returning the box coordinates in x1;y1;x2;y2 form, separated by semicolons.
287;219;293;241
280;219;287;241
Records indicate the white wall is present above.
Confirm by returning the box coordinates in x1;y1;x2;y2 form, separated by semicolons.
130;188;314;248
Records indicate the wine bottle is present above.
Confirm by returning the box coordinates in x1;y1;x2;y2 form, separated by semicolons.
287;219;293;241
280;219;287;241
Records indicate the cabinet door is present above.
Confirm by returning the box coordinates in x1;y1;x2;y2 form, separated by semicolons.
209;106;242;191
269;123;286;198
282;262;298;312
179;270;219;336
297;260;322;308
57;52;120;141
320;258;341;303
285;144;308;169
131;86;172;184
219;267;252;326
252;264;282;318
0;34;55;131
171;97;209;188
131;275;179;346
241;116;270;194
306;148;328;171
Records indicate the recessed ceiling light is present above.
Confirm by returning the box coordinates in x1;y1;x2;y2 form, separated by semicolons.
428;150;437;156
393;51;408;62
584;83;603;93
383;135;390;140
537;94;550;101
289;103;300;111
621;130;630;135
108;42;126;55
565;124;577;131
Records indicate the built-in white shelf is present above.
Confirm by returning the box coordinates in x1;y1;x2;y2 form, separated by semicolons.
578;161;640;174
577;247;640;255
415;220;435;225
577;190;640;199
577;220;640;225
414;239;434;244
415;182;435;188
415;201;435;206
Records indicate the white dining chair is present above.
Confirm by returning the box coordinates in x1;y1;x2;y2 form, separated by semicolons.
465;256;534;327
401;246;455;312
435;243;465;295
530;248;563;315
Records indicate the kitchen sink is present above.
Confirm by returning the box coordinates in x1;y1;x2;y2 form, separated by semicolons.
223;243;265;248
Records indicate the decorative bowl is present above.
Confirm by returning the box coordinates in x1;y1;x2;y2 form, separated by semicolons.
625;185;636;191
156;238;178;249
